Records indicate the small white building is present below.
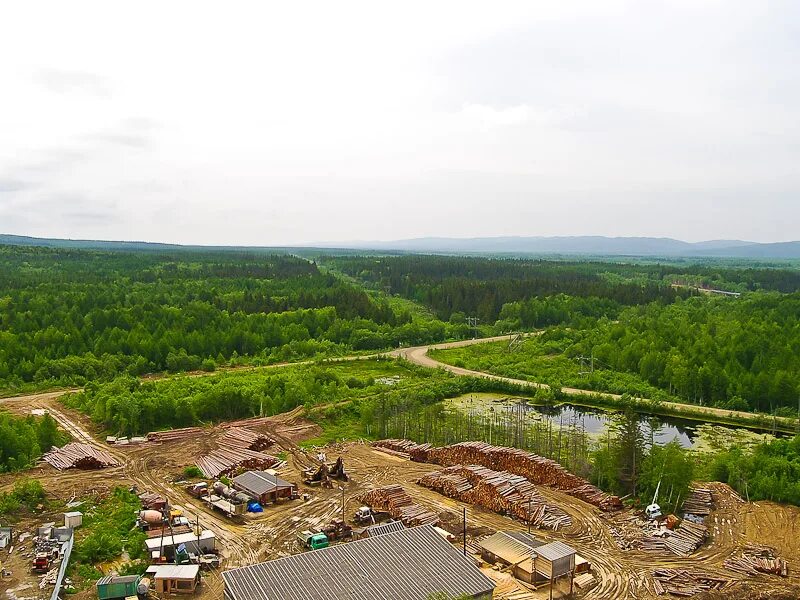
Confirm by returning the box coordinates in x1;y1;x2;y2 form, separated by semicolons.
64;511;83;529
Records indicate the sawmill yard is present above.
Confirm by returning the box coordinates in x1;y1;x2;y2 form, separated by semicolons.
1;386;799;600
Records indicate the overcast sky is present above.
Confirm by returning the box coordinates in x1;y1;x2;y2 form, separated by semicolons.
1;1;798;245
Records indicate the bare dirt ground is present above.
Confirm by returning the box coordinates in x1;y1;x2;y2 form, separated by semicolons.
2;392;800;600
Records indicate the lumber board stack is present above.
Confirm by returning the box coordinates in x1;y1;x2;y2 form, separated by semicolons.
418;464;572;530
146;427;205;442
375;439;622;511
355;485;439;527
196;446;279;478
220;427;274;451
651;569;730;596
682;486;713;517
724;545;788;577
43;442;119;470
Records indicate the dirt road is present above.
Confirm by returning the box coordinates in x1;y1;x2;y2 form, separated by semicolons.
396;338;799;429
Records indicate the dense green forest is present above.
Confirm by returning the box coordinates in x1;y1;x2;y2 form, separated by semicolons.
65;360;498;436
325;255;687;323
0;412;67;471
710;435;800;505
434;293;800;413
323;255;800;323
0;246;455;393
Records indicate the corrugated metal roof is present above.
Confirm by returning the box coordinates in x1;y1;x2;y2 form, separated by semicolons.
232;471;294;496
503;532;546;549
96;575;140;586
223;525;495;600
535;541;575;562
144;529;215;550
363;520;405;537
152;565;200;580
478;532;539;567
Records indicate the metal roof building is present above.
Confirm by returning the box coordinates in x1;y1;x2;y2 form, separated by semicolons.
232;470;297;504
222;525;494;600
478;532;576;588
352;520;405;540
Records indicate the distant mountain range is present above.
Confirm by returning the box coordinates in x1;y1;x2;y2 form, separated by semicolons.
3;233;800;259
314;236;800;259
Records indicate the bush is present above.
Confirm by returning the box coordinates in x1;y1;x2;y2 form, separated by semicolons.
182;465;204;479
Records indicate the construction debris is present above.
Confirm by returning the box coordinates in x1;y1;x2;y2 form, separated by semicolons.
724;544;788;577
374;440;622;511
220;427;274;452
418;465;572;530
196;447;279;479
682;486;713;517
355;485;439;527
651;568;730;596
42;442;119;470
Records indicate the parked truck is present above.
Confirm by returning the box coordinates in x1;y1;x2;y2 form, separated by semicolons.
297;530;328;550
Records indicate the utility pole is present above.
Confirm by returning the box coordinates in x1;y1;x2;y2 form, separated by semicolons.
466;317;479;340
577;351;594;377
462;507;467;556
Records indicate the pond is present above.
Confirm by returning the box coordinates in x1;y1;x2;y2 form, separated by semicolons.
445;393;777;452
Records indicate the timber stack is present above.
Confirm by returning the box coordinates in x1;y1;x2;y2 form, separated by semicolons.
372;439;428;459
196;446;279;478
373;439;622;511
651;569;730;596
641;520;708;557
418;465;572;530
220;427;275;451
356;485;439;527
43;442;120;470
147;427;205;443
682;486;713;517
724;545;788;577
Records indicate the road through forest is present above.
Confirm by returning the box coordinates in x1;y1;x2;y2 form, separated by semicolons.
1;332;794;431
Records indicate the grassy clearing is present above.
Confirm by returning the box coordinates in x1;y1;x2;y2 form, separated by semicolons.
431;338;674;402
68;488;147;588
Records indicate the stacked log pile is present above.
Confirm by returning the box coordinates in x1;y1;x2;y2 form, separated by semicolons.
220;427;274;451
707;481;745;509
651;569;730;596
682;486;713;517
146;427;205;442
641;521;708;557
372;439;429;459
724;544;788;577
355;485;439;527
196;447;279;478
418;465;572;530
43;442;119;470
374;439;621;511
